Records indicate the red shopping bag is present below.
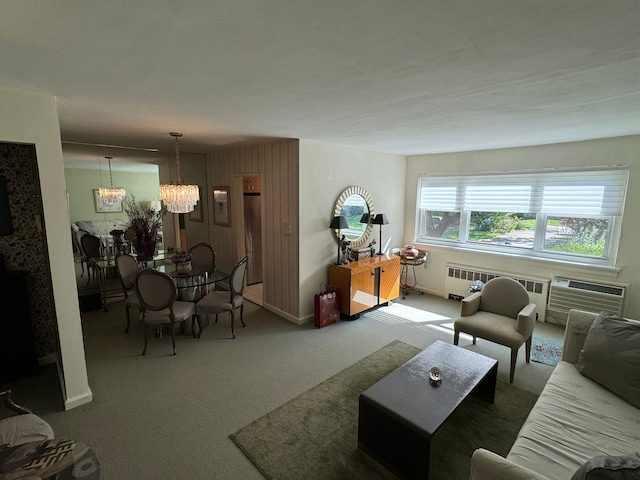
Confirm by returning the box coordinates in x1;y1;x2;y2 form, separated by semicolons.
314;284;340;328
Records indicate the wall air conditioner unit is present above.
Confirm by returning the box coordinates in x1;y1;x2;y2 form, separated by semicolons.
547;277;626;325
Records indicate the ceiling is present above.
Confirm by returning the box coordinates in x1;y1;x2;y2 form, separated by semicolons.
2;1;639;160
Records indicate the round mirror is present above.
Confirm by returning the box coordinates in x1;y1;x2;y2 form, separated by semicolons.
332;186;375;248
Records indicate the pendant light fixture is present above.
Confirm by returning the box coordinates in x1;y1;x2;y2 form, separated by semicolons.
98;156;126;205
159;132;200;213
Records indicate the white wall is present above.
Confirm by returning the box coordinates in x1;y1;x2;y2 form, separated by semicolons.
404;135;640;319
299;139;406;321
0;86;91;409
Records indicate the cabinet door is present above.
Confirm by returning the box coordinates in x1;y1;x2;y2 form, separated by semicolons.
379;257;401;304
350;269;377;315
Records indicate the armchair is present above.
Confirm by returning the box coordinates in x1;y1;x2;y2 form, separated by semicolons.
453;276;536;383
0;390;54;448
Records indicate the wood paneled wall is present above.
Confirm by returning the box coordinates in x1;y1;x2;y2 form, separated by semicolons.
208;139;300;320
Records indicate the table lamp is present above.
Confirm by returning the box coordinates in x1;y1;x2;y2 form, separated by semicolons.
372;213;389;255
329;215;349;264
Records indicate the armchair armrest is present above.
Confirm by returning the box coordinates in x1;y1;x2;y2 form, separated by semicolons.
0;390;32;415
562;309;598;363
461;291;481;316
470;449;551;480
515;303;536;339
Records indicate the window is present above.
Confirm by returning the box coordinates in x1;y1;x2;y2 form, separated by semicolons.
416;167;628;266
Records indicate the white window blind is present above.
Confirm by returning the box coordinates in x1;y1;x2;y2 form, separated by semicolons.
419;167;628;216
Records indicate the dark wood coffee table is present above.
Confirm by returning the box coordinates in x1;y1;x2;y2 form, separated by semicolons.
358;340;498;479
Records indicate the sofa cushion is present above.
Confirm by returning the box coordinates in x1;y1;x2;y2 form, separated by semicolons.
570;453;640;480
575;312;640;408
507;361;640;480
75;220;96;235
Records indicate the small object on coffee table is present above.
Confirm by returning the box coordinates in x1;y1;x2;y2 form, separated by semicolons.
429;367;441;385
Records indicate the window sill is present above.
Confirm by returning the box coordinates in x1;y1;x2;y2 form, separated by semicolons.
412;240;621;275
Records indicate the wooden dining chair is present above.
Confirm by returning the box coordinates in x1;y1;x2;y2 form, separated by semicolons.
189;242;216;293
80;234;102;285
134;268;196;355
195;256;248;339
114;253;141;333
74;229;89;279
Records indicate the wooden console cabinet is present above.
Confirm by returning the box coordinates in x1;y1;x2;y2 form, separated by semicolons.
329;255;401;319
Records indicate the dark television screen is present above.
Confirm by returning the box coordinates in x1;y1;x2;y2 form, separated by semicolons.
0;176;13;235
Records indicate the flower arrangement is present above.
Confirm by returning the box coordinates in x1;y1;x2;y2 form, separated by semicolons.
171;251;192;264
122;195;166;240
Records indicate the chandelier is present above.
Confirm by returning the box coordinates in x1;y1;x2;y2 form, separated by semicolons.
159;132;200;213
98;156;126;205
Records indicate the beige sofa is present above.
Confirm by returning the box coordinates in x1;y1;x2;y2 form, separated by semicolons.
470;309;640;480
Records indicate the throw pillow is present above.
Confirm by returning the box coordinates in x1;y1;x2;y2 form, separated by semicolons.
571;453;640;480
75;220;96;235
576;312;640;408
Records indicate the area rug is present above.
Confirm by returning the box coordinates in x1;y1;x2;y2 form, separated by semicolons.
531;336;563;366
230;340;538;480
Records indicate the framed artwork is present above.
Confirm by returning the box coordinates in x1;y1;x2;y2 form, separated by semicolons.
189;186;203;222
93;189;123;213
213;186;230;226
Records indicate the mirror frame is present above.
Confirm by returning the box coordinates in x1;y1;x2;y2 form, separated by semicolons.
332;185;375;248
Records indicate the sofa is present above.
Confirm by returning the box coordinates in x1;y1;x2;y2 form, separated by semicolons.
470;309;640;480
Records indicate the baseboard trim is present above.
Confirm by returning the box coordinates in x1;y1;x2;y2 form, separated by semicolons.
263;303;307;325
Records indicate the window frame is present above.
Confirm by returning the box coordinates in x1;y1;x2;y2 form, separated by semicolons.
415;167;628;267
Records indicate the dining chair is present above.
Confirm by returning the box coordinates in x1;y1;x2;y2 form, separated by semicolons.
114;253;141;333
73;229;88;279
80;233;102;285
195;256;248;339
134;268;196;355
189;242;216;294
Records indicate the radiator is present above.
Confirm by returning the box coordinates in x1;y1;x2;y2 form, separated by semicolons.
547;277;626;324
443;264;550;322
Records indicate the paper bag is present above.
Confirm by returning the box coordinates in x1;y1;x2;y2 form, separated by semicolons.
314;284;340;328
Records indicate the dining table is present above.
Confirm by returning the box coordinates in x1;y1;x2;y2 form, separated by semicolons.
157;264;230;337
90;250;173;312
160;265;230;303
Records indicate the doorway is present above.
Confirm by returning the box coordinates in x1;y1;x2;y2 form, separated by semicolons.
238;175;263;306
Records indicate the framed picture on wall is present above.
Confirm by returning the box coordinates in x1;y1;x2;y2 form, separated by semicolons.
189;186;203;222
213;186;230;226
93;189;123;213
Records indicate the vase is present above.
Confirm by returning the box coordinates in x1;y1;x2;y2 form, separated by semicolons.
133;238;156;261
176;261;192;274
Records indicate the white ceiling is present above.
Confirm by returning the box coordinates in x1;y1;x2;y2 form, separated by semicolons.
2;1;639;159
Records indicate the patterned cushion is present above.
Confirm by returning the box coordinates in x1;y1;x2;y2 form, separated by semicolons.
75;220;96;235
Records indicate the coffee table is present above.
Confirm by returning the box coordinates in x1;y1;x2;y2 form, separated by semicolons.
358;340;498;479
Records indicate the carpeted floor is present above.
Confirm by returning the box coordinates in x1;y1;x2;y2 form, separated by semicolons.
230;340;538;480
531;336;563;366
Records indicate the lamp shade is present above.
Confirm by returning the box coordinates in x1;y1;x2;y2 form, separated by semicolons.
359;213;370;223
329;215;349;229
372;213;389;225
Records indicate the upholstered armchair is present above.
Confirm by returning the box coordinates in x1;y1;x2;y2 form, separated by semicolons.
0;390;54;448
453;277;536;383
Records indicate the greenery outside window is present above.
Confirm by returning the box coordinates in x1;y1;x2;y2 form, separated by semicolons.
416;167;628;267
